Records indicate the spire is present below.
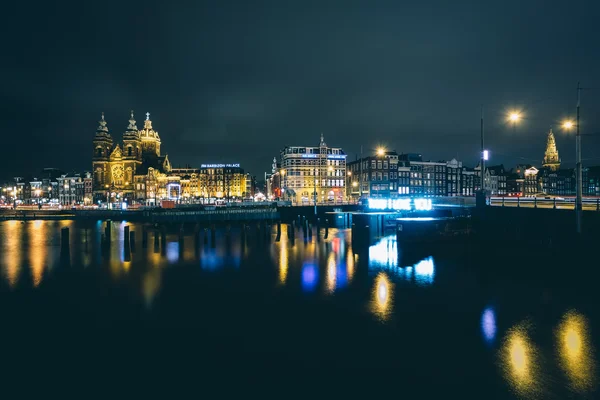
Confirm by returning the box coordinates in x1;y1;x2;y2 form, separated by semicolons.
320;133;326;147
96;112;108;134
127;110;138;131
542;127;560;171
144;111;153;130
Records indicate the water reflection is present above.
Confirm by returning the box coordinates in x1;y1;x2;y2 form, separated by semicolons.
500;323;539;397
301;262;318;292
142;267;162;309
28;220;48;287
279;241;288;285
325;253;336;293
368;236;435;286
556;310;596;393
2;221;22;288
370;272;393;322
481;307;496;344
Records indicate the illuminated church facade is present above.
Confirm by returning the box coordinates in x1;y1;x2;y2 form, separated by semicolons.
92;111;248;205
92;111;177;205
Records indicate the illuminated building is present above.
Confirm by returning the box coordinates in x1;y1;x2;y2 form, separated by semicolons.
347;150;398;200
400;154;446;197
461;167;476;196
92;111;181;205
484;165;507;195
446;158;462;196
170;164;247;201
57;173;84;205
542;128;560;171
279;134;346;204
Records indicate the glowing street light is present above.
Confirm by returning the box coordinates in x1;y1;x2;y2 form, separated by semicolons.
508;112;521;122
563;120;574;130
376;147;386;156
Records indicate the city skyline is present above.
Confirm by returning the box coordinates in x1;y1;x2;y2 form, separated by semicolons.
2;1;600;180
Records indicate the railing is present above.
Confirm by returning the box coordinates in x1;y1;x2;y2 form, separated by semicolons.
489;196;600;210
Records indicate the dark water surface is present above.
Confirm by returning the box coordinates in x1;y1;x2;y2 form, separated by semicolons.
0;220;597;398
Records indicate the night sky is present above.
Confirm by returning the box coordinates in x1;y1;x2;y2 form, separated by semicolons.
2;0;600;181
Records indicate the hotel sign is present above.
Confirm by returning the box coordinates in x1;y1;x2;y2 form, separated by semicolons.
300;154;346;159
201;163;241;168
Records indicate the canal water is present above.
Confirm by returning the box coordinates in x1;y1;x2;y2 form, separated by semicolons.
0;219;597;398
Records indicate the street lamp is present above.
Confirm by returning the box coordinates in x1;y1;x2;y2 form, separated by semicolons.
280;169;286;201
376;147;386;157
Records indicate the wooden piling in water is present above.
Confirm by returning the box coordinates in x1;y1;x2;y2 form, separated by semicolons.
130;231;136;252
61;227;70;254
325;219;329;239
154;231;160;252
124;225;130;247
142;227;148;248
276;222;281;242
161;229;167;255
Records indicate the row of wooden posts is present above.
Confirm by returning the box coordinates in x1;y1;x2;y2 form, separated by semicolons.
59;216;332;256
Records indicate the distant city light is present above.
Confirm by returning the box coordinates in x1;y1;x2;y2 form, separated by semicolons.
483;150;489;161
376;147;386;156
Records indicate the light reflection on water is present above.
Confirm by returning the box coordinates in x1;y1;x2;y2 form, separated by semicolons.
481;307;497;344
370;272;393;322
0;221;598;396
2;221;22;288
499;322;540;398
368;235;435;287
556;310;596;393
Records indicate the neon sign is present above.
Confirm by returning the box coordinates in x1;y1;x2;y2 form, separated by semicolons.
368;198;432;211
201;163;241;168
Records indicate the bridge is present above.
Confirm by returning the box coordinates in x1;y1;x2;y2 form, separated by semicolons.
489;196;600;211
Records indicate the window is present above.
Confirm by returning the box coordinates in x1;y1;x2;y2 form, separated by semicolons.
128;147;132;156
96;148;102;157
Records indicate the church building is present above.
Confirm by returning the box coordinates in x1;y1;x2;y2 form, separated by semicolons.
92;111;178;205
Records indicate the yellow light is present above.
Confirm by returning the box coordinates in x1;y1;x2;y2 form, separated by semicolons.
347;171;352;176
563;120;575;130
352;181;358;187
556;310;596;392
500;324;539;396
509;112;521;122
326;252;336;293
279;240;288;285
280;169;285;176
376;147;385;156
370;272;393;321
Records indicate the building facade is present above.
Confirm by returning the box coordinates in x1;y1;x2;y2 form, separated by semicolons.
346;150;399;200
279;135;346;204
92;112;181;206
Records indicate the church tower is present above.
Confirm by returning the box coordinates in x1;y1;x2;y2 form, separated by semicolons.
542;128;560;171
122;111;142;187
92;112;113;197
139;112;161;157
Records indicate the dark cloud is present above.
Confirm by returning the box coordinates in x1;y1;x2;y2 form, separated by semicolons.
1;0;600;180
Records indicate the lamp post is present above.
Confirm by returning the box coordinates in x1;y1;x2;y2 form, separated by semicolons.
346;171;351;202
280;169;286;202
562;82;583;234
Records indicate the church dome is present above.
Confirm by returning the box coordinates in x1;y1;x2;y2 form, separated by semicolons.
139;112;161;141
